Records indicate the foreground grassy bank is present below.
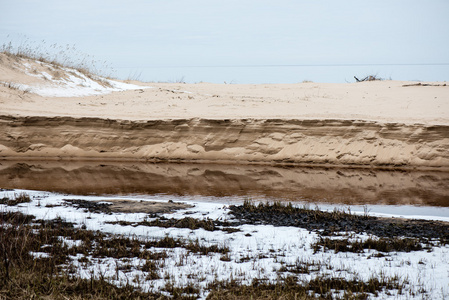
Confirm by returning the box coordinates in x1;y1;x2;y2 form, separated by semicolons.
1;191;448;299
0;211;407;299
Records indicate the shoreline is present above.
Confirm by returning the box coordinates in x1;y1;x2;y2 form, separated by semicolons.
1;157;449;172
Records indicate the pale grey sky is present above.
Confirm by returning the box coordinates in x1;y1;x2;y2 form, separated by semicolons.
1;0;448;82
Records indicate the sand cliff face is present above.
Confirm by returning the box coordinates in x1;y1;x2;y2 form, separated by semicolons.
1;115;448;170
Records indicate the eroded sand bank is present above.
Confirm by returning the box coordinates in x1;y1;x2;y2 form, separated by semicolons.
1;52;448;169
1;116;448;169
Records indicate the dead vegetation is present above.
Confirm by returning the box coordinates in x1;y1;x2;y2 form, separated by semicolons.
1;37;114;79
0;210;229;299
402;82;447;87
106;216;240;233
207;275;405;299
64;198;193;214
0;192;31;206
354;74;384;82
0;211;161;299
0;209;409;299
1;37;115;89
312;236;426;254
229;200;449;247
0;194;444;299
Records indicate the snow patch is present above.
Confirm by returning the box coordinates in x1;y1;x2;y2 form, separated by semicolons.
16;58;152;97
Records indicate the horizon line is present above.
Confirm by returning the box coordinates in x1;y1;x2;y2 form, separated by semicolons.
115;63;449;69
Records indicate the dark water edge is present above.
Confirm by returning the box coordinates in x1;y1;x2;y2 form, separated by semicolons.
0;160;448;207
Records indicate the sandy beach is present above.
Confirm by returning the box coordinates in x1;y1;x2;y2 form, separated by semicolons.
3;3;449;298
2;53;449;300
1;52;448;169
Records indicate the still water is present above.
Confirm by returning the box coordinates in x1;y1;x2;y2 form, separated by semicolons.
1;161;448;220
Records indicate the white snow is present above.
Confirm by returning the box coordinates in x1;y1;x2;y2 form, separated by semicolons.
17;59;152;97
1;188;448;299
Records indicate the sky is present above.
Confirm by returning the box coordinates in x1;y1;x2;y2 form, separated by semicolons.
1;0;448;83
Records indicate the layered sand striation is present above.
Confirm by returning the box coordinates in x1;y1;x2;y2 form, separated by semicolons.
1;116;448;169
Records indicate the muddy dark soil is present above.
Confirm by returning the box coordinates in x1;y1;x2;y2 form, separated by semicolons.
64;199;192;214
64;198;449;244
229;202;449;243
64;199;112;213
106;216;241;233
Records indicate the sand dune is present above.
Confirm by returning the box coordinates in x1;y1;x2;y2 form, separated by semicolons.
1;52;448;169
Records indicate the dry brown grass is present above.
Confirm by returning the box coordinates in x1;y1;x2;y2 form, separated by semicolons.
0;196;427;299
1;36;115;82
0;192;31;206
207;275;405;299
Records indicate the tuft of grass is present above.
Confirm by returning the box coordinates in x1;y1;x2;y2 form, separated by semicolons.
106;216;241;233
0;211;35;225
126;70;143;82
0;192;31;206
230;201;449;245
312;236;425;254
0;201;428;299
185;239;230;255
144;236;230;255
0;211;219;299
64;199;112;214
278;258;322;274
207;274;405;299
1;35;115;80
163;282;200;299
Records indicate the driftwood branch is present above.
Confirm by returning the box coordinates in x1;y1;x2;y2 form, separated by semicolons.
354;75;382;82
402;83;447;87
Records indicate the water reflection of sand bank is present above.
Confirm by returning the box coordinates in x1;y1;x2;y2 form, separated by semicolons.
1;161;447;207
